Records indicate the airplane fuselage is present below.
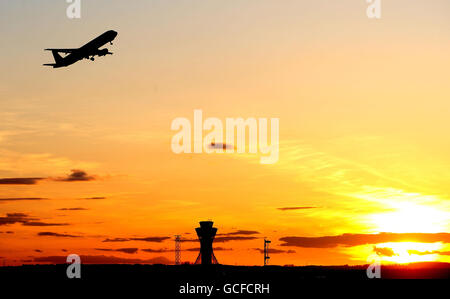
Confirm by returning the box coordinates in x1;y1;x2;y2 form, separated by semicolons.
45;30;118;68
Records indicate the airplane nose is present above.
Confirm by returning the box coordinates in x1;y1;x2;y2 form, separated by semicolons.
107;30;118;39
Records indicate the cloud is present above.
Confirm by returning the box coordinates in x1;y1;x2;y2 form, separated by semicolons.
279;233;450;248
142;248;172;253
0;198;47;202
185;247;232;252
218;230;260;236
0;178;43;185
102;238;130;242
0;213;68;227
214;236;258;243
33;255;170;264
56;208;88;211
0;213;34;225
0;231;14;234
34;249;43;253
130;237;171;242
408;250;450;256
180;236;258;243
142;247;232;253
0;170;97;185
373;246;397;257
277;207;317;211
0;148;98;179
102;236;170;243
212;247;233;251
252;248;296;254
37;232;80;238
95;248;139;254
81;197;106;200
23;222;69;227
53;169;95;182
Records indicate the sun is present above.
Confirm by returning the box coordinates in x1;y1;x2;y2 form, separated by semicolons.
346;242;449;264
369;202;448;234
343;202;450;264
375;242;444;264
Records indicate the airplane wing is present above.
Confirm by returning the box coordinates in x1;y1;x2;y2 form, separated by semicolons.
44;48;77;54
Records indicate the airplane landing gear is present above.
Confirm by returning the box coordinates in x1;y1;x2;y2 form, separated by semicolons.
90;57;95;61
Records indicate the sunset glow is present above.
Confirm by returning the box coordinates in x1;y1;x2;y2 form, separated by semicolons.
1;1;450;268
370;202;449;234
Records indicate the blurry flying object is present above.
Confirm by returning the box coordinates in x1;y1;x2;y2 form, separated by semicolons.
44;30;118;68
209;142;235;150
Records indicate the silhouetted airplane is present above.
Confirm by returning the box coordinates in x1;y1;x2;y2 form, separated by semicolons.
44;30;118;68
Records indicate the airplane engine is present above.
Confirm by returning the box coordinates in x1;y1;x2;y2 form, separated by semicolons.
97;48;111;56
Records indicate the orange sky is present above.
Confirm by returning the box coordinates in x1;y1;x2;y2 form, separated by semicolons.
1;0;450;266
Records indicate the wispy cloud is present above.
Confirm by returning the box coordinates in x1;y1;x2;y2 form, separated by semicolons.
0;170;98;185
180;236;258;243
23;222;69;227
0;178;43;185
218;230;260;236
215;236;258;243
33;255;170;264
0;213;34;225
102;236;170;243
102;238;129;242
0;197;47;202
142;247;232;253
280;233;450;248
277;207;317;211
0;213;68;227
0;149;98;178
95;248;139;254
408;250;450;256
37;232;80;238
141;248;172;253
130;237;171;242
252;248;295;254
52;169;96;182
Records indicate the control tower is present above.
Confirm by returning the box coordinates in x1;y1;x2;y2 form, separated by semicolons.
194;221;219;265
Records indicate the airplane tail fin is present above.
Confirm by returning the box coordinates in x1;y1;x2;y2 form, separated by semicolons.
51;50;64;64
